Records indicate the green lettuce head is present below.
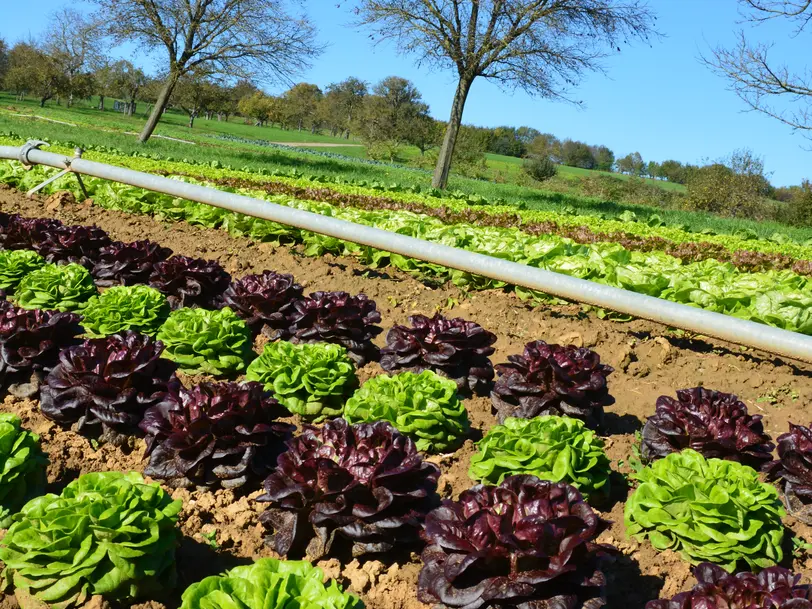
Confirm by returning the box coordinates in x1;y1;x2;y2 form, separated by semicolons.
14;263;97;312
0;413;48;527
343;370;469;453
157;307;252;375
80;285;170;337
245;341;357;420
0;471;182;609
469;415;611;501
180;558;361;609
624;449;784;571
0;250;46;293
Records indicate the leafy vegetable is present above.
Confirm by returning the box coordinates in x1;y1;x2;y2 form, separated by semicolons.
647;563;812;609
220;270;303;337
148;254;231;309
141;381;294;489
80;285;170;337
179;558;360;609
641;387;774;469
92;240;173;287
0;471;181;609
0;306;83;396
344;370;469;453
0;413;47;527
380;313;496;394
0;250;46;293
246;341;356;419
625;449;784;570
286;291;382;365
14;263;97;312
765;424;812;523
469;415;611;501
258;418;439;559
39;331;177;438
418;475;611;609
156;307;252;375
0;215;62;251
34;224;112;268
491;341;614;429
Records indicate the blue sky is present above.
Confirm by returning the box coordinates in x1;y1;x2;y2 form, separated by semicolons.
3;0;810;185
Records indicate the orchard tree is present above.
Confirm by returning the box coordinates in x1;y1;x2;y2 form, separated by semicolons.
0;39;8;85
43;9;101;107
706;0;812;137
91;0;322;143
323;78;368;137
356;0;656;189
4;42;64;106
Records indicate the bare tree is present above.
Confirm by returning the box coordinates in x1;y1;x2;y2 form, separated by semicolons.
90;0;322;143
43;9;101;108
705;1;812;138
356;0;656;189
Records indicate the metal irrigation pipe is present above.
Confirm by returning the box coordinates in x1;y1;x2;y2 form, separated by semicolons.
2;141;812;364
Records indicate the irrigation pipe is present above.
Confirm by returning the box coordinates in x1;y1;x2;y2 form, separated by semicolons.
2;141;811;364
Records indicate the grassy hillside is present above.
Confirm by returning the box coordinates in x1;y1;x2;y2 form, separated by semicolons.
1;93;807;242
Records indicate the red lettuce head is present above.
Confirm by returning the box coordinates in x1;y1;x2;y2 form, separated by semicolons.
641;388;774;469
418;475;611;609
148;255;231;309
0;215;63;251
33;224;112;268
92;240;173;287
0;305;83;397
258;418;440;559
39;331;177;440
286;291;382;365
380;313;496;394
140;381;294;490
765;424;812;523
491;341;614;429
219;271;303;337
647;562;812;609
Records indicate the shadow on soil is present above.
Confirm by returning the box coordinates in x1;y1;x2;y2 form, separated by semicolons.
604;552;665;609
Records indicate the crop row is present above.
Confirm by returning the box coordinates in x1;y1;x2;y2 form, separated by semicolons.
3;160;812;335
2;131;810;262
0;211;811;609
162;169;812;276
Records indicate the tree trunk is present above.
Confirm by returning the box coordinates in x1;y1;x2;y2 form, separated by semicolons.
139;72;180;143
99;96;105;111
188;113;196;128
432;77;473;190
40;97;46;108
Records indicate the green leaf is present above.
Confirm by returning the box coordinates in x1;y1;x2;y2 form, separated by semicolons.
343;370;469;454
246;341;357;421
624;449;784;570
79;286;169;337
0;250;47;293
157;307;252;375
14;264;96;312
469;416;611;501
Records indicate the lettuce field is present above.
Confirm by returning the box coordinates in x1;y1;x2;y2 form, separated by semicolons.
0;137;810;609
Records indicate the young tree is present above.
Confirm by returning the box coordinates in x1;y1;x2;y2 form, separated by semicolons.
114;61;147;116
90;0;322;143
43;9;101;108
592;145;615;171
174;72;218;128
705;1;812;137
357;0;656;189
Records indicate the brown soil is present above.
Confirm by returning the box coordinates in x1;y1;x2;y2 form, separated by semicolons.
2;187;812;609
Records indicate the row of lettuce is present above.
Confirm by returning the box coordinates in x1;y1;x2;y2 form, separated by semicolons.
3;131;811;263
1;215;812;609
3;161;812;336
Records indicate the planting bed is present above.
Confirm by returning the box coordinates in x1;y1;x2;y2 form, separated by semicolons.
1;185;812;609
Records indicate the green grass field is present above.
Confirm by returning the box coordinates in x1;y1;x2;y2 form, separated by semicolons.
1;92;808;242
